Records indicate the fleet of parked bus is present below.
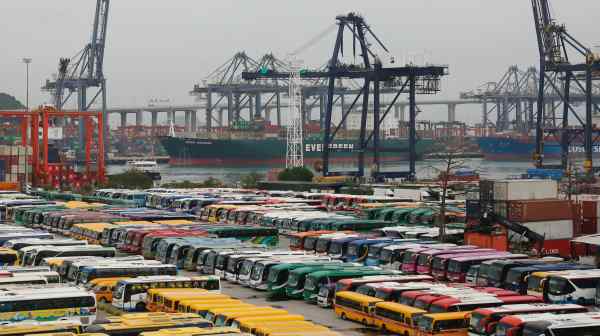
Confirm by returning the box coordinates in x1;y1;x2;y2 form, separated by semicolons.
0;187;600;336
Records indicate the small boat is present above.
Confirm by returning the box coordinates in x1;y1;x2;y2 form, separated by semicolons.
126;160;161;181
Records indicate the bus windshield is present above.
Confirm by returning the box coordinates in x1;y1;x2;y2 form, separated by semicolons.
417;315;435;332
488;264;505;283
548;277;572;296
329;242;343;255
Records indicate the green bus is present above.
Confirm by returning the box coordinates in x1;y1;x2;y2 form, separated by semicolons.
266;262;346;300
302;268;393;304
284;265;378;300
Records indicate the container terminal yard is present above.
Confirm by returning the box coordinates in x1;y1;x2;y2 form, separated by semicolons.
1;0;600;336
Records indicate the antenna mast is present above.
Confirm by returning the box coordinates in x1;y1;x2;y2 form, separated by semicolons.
286;59;304;168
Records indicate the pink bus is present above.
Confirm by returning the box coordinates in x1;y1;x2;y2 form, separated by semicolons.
416;248;495;275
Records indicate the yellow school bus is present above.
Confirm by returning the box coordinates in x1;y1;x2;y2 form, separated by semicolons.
0;321;83;336
139;327;243;335
253;322;331;336
373;301;427;336
415;312;470;336
178;299;246;314
234;315;305;333
215;308;289;328
146;288;208;312
150;288;227;313
333;291;382;326
87;277;130;303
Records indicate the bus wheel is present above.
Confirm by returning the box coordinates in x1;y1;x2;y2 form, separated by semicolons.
362;319;368;325
135;302;146;312
404;332;409;336
340;313;347;320
380;324;387;331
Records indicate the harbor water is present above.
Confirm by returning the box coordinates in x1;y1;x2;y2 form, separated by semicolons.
107;158;541;184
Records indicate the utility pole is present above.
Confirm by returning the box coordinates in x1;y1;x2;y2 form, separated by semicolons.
22;58;32;193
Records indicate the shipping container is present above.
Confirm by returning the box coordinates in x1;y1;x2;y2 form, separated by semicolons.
493;179;557;201
464;231;509;251
494;201;508;218
522;220;573;240
466;200;481;219
580;218;598;235
508;200;572;222
539;239;571;257
480;180;494;201
581;200;600;218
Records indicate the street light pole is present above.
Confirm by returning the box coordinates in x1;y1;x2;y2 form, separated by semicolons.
22;58;32;192
22;58;31;111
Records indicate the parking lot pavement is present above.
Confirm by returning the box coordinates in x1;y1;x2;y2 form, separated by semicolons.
179;270;379;336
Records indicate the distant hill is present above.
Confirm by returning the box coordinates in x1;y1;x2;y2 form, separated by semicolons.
0;93;25;109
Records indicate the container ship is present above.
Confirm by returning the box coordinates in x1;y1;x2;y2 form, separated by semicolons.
159;135;435;167
477;134;600;161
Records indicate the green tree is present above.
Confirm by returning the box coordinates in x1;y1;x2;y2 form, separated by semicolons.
0;93;25;109
240;172;263;189
103;170;154;189
278;167;314;182
161;177;225;188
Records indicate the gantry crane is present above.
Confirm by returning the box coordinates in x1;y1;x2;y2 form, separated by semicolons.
243;13;447;180
43;0;110;158
531;0;600;172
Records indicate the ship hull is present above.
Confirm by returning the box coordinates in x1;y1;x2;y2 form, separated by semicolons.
478;136;600;161
159;136;434;167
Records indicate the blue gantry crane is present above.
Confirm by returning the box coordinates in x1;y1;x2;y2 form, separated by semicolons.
43;0;110;157
531;0;600;172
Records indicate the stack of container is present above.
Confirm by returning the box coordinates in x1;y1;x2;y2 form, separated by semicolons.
492;179;573;255
576;194;600;235
0;144;31;184
467;179;577;256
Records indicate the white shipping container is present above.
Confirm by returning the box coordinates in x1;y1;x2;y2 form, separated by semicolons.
392;188;425;201
523;220;573;240
493;179;558;201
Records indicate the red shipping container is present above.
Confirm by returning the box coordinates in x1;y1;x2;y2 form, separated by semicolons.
581;218;598;235
464;232;508;251
537;239;571;258
508;200;573;222
581;200;598;218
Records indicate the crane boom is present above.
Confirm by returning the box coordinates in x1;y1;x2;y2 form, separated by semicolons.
88;0;110;80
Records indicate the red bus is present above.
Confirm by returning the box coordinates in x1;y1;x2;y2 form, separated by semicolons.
399;290;432;307
498;295;543;305
374;283;438;302
335;274;433;293
445;253;528;282
288;231;335;251
476;287;519;297
412;293;451;311
416;248;493;275
494;311;599;336
429;296;503;313
469;303;588;336
120;228;163;253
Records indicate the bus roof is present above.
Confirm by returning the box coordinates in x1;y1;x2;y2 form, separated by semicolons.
448;253;525;262
475;303;586;315
375;301;427;314
335;291;383;304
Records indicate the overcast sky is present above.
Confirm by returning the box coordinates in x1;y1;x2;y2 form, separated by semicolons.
1;0;598;123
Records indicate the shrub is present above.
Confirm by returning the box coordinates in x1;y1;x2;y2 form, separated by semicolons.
278;167;314;182
240;172;263;189
104;170;154;189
